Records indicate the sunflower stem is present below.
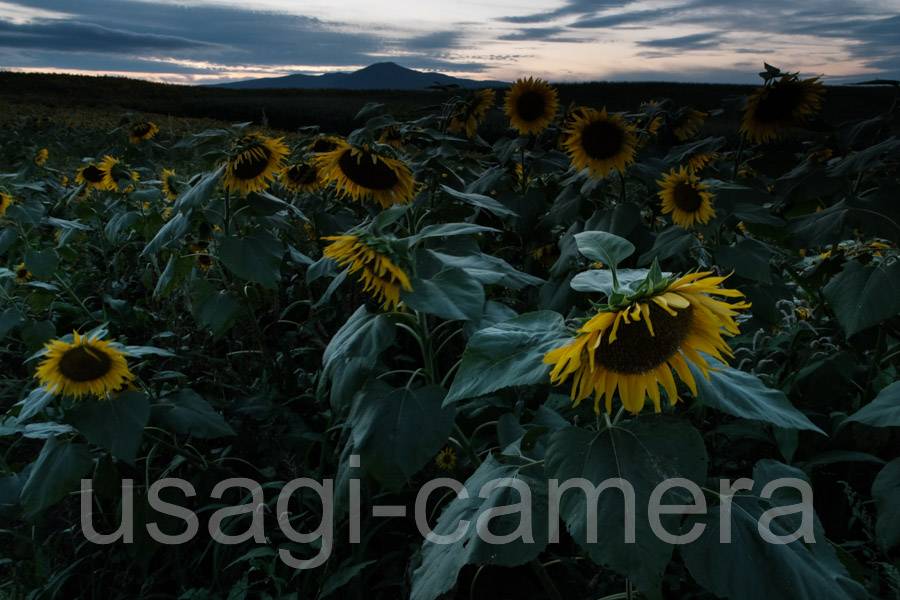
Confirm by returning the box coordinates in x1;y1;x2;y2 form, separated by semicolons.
618;171;627;204
416;311;436;385
612;405;627;426
54;275;94;320
529;559;564;600
454;422;482;468
731;135;746;182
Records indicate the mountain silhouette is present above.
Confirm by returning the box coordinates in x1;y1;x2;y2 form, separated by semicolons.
211;62;509;90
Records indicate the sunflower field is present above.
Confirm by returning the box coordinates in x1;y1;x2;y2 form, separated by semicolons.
1;64;899;599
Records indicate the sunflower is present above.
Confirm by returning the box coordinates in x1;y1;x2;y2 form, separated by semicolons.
685;152;720;172
308;135;344;154
563;107;638;179
657;166;716;228
0;192;12;216
33;331;134;400
75;162;108;192
15;263;31;283
322;233;413;311
543;271;750;414
129;121;158;143
97;155;130;192
435;446;457;470
280;162;323;194
448;88;496;138
672;109;707;142
740;73;825;144
378;125;403;148
160;168;181;201
222;134;289;195
316;142;417;209
504;77;559;135
33;148;48;166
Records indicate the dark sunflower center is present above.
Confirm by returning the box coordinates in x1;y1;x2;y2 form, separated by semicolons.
82;165;104;183
17;268;27;278
754;82;804;123
311;140;338;153
233;145;271;180
441;454;453;464
595;303;694;374
516;90;546;122
58;345;112;382
580;120;625;159
337;150;399;190
132;123;152;137
287;164;318;185
673;181;703;213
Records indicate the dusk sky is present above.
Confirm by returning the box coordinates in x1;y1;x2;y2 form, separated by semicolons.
2;0;899;86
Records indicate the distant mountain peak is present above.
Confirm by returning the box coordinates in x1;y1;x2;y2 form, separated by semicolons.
212;62;509;91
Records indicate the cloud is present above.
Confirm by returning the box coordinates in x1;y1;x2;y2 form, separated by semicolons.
402;31;464;51
638;32;723;50
570;9;673;29
497;27;572;41
501;0;626;24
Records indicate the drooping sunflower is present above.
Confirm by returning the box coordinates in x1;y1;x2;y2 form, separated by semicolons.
316;142;417;209
448;88;496;138
322;233;413;311
685;152;720;172
75;162;108;192
97;155;131;192
563;107;638;179
672;109;708;142
222;134;289;195
160;168;181;201
378;125;404;148
308;135;344;154
33;331;134;400
435;446;457;470
129;121;159;143
15;263;31;283
504;77;559;135
657;166;716;228
543;271;750;414
740;73;825;144
0;192;12;216
280;162;323;194
33;148;49;166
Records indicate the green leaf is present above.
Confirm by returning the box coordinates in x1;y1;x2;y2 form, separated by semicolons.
67;392;150;465
104;211;139;242
573;231;635;270
24;248;59;281
715;238;772;283
410;454;549;600
545;417;708;600
154;389;235;439
440;185;517;218
17;388;55;422
348;382;456;492
871;458;900;550
845;381;900;427
689;355;824;433
153;254;194;298
322;306;396;412
823;260;900;337
219;228;283;289
141;210;192;257
319;559;378;599
173;165;226;212
0;308;24;340
445;311;567;405
425;250;542;289
638;226;698;266
0;227;19;256
20;436;93;516
406;223;498;245
402;268;484;322
20;320;56;352
681;460;868;600
192;286;241;340
570;268;648;295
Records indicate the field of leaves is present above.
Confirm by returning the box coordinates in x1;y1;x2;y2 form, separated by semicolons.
1;66;899;600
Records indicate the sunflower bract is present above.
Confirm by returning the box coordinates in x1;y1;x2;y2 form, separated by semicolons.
543;272;749;415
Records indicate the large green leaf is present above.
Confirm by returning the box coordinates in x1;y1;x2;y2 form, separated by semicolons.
638;226;698;266
191;286;241;340
402;268;484;322
681;460;868;600
439;185;518;217
410;454;550;600
689;356;824;433
715;238;772;283
141;210;193;257
153;389;235;439
20;436;93;516
823;259;900;337
173;165;226;212
24;248;59;281
67;391;150;465
545;416;708;600
445;311;567;405
219;228;283;289
153;254;194;299
871;458;900;550
348;382;455;491
570;268;649;295
321;306;397;412
574;231;635;269
844;381;900;427
0;308;24;340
